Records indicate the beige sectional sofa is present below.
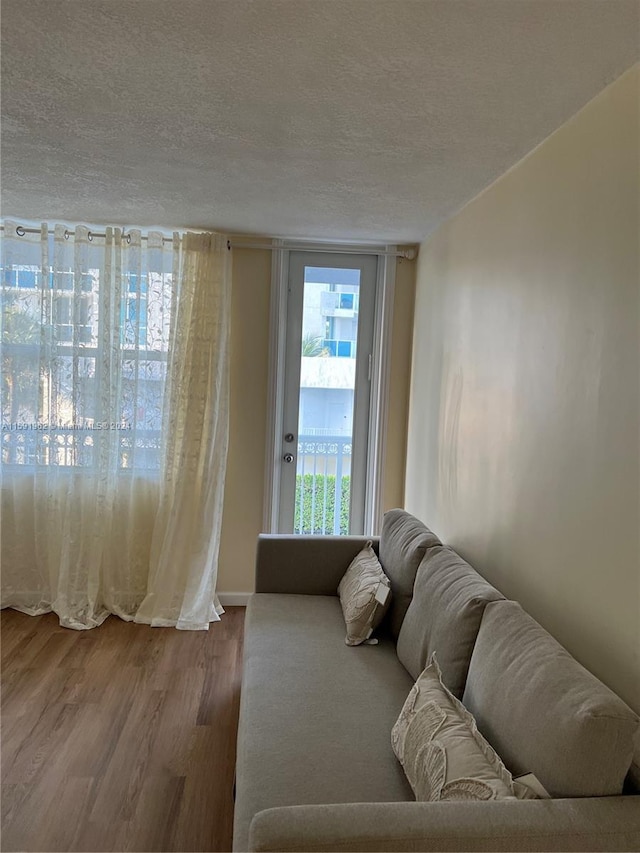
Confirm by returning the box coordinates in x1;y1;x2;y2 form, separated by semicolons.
233;510;640;852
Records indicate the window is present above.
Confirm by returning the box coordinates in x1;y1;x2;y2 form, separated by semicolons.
1;236;173;471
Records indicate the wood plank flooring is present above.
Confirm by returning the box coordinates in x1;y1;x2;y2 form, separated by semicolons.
1;607;245;852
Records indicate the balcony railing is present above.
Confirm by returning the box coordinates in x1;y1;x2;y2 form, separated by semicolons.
1;426;161;470
295;434;352;535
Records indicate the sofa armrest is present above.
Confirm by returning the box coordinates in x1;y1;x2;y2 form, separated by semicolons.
255;535;379;595
248;798;640;852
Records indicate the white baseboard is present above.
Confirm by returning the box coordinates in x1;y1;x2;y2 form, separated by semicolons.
218;592;251;607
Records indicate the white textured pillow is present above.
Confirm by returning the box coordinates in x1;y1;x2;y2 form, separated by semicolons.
337;541;391;646
392;655;542;802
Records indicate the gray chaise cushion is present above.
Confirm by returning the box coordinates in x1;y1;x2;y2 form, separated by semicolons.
463;600;640;798
379;509;441;639
396;545;504;696
233;593;414;852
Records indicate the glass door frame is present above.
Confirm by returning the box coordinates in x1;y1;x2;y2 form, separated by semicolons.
278;251;377;535
263;241;397;537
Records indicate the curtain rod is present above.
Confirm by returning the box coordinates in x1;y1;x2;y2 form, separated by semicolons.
227;241;417;259
0;224;174;245
1;225;417;260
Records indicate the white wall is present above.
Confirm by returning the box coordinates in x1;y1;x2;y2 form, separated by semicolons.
405;66;639;711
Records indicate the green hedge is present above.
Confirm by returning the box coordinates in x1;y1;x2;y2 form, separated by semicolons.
294;473;350;534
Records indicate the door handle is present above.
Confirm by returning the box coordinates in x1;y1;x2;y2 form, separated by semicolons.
283;453;295;464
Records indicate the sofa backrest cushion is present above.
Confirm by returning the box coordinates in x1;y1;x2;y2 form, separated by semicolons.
379;510;441;639
463;600;640;798
396;546;504;697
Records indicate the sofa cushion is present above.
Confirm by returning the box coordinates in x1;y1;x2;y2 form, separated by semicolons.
233;593;414;852
379;509;441;639
392;655;526;802
396;546;504;697
463;600;640;798
338;541;391;645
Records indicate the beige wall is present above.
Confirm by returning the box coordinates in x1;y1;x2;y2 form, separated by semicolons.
218;251;416;595
383;257;416;512
405;66;639;711
217;248;272;596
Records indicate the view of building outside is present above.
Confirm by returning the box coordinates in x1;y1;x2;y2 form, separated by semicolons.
2;260;170;469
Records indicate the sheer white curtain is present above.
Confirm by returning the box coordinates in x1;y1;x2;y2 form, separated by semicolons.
0;222;230;629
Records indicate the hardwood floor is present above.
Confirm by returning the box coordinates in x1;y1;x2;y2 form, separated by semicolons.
1;607;245;852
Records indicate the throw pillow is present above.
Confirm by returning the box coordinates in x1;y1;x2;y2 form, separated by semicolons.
337;541;391;646
392;655;541;802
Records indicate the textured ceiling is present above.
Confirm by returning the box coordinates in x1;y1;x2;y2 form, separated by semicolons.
1;0;638;241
